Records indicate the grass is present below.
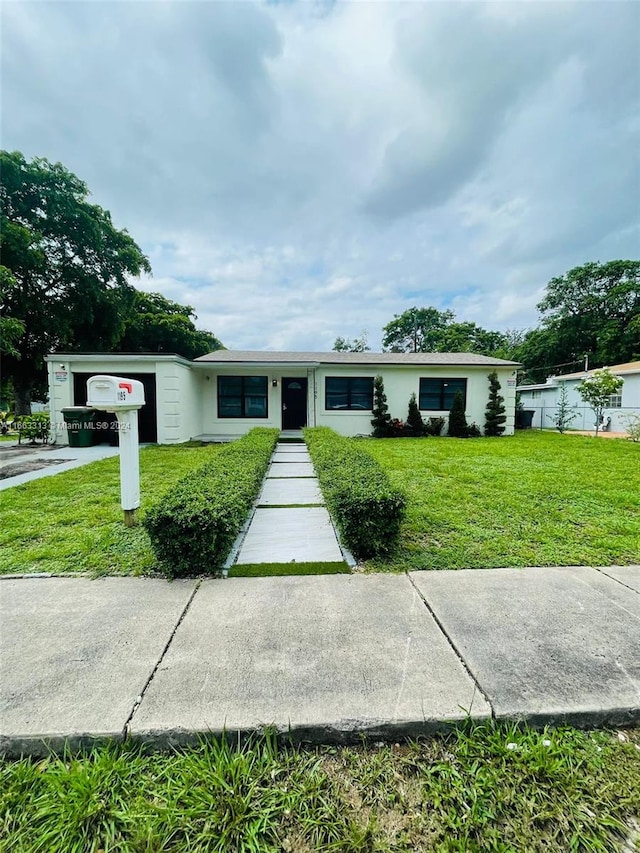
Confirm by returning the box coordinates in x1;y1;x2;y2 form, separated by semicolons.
3;431;639;577
228;561;351;577
364;431;640;571
1;723;639;852
0;444;221;576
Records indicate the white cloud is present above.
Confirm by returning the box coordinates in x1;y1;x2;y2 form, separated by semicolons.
2;0;638;350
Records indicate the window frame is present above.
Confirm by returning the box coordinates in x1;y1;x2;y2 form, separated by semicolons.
418;377;468;411
324;376;374;412
606;394;622;408
217;375;269;419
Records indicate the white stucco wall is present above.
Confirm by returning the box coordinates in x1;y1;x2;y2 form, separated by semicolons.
155;361;201;443
46;355;194;445
197;363;517;438
315;365;517;436
199;366;302;436
518;372;640;431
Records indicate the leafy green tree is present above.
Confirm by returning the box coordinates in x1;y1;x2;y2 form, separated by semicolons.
406;392;425;436
436;322;511;356
332;330;370;352
382;306;454;352
371;374;391;437
447;390;468;438
539;261;639;369
547;383;578;434
578;367;624;437
1;151;151;413
116;291;223;359
484;371;506;437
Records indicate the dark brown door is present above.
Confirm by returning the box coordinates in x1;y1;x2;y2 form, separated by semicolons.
282;378;308;429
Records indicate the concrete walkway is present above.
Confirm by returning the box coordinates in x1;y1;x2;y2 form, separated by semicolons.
231;441;348;568
1;565;639;756
0;442;119;491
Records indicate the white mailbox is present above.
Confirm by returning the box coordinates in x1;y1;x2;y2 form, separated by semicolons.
86;375;146;526
87;375;145;411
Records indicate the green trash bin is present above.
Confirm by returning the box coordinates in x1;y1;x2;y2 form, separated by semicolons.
61;406;96;447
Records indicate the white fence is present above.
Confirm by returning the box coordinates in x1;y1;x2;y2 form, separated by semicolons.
523;406;640;433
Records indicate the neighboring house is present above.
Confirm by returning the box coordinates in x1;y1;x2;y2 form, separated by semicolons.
46;350;520;445
517;361;640;432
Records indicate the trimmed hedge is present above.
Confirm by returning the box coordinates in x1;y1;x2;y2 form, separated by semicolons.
303;427;406;559
144;428;279;578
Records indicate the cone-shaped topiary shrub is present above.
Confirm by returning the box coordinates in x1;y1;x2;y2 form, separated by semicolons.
406;392;425;437
484;371;506;436
448;390;468;438
371;374;392;437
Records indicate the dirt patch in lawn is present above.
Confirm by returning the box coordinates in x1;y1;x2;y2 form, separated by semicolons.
0;458;72;480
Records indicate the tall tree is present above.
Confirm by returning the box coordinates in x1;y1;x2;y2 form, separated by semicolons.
382;306;454;352
1;151;151;412
116;291;223;359
536;260;640;371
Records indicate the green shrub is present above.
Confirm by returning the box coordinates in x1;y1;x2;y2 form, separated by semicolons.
406;392;425;436
447;390;468;438
304;427;406;558
17;412;50;443
144;428;279;578
484;371;506;436
425;416;445;436
371;375;392;437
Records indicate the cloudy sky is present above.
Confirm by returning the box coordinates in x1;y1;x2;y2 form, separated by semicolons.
2;0;639;351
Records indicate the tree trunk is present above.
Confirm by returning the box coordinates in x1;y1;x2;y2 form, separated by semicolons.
13;383;32;416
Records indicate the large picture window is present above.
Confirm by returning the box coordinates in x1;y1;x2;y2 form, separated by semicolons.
218;376;268;418
325;377;373;411
419;378;467;411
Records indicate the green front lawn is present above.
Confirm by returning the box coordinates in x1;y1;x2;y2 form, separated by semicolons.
366;431;640;571
1;724;639;852
0;444;220;576
2;431;639;577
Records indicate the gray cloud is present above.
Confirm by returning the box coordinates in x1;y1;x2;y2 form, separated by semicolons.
2;0;638;351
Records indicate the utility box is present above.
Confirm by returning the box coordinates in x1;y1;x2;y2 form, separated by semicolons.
87;375;145;411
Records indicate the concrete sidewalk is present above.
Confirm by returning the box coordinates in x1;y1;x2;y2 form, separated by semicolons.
1;566;639;757
0;442;119;490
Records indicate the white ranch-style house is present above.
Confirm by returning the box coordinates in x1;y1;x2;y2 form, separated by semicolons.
46;350;520;445
517;361;640;432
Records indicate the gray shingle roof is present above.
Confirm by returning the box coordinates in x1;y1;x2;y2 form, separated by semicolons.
195;350;521;367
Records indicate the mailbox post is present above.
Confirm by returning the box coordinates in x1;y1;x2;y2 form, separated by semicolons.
87;375;145;527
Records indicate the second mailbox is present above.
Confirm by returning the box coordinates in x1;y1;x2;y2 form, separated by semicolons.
86;375;145;411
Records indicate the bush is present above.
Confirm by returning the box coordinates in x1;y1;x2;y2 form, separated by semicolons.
448;391;468;438
484;371;506;437
17;412;50;443
424;416;445;436
623;413;640;442
304;427;406;558
467;422;482;438
406;392;425;436
144;428;279;578
371;375;392;437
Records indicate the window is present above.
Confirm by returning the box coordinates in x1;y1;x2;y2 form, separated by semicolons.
325;377;373;411
419;378;467;411
218;376;268;418
607;394;622;408
530;390;541;399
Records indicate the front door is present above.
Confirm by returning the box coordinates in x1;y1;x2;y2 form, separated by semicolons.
282;378;308;429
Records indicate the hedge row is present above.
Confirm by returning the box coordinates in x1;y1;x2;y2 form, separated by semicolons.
303;427;406;559
144;428;280;578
